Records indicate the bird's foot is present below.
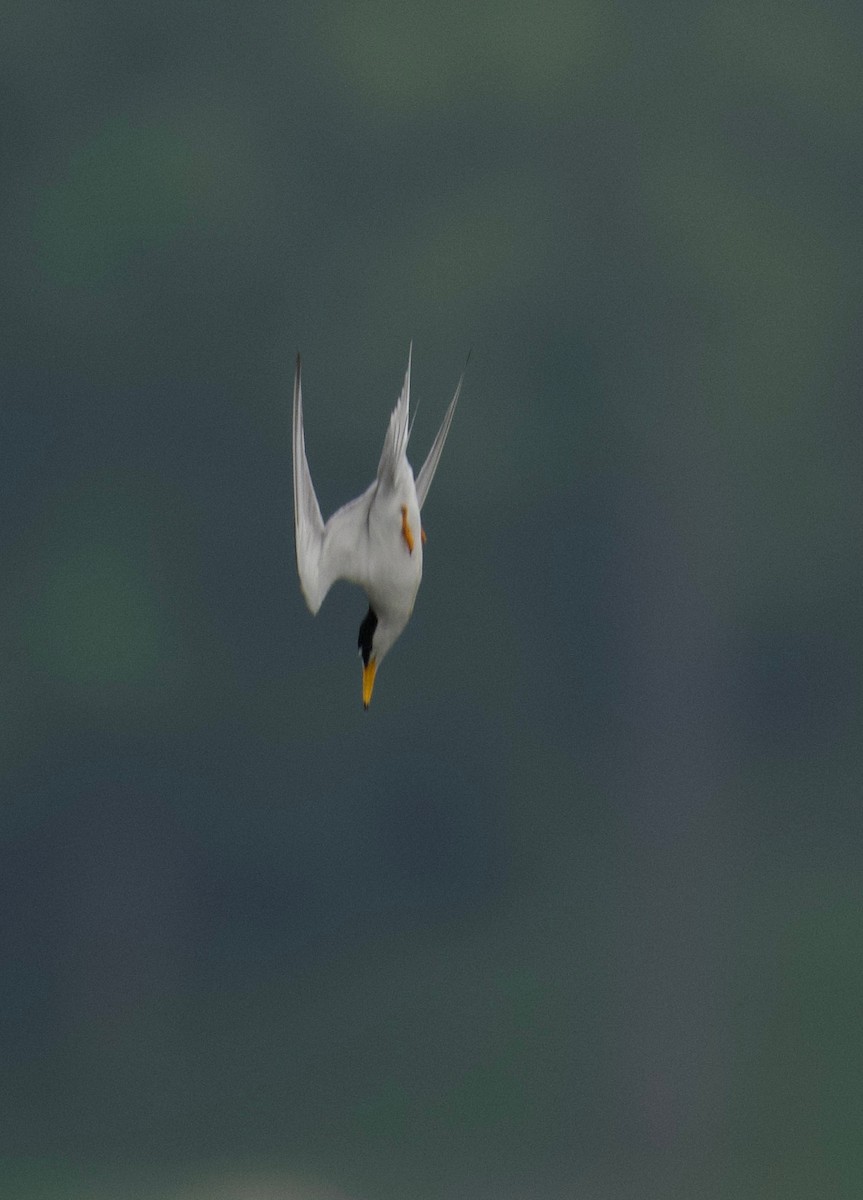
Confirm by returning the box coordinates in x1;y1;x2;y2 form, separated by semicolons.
421;527;427;544
400;506;415;554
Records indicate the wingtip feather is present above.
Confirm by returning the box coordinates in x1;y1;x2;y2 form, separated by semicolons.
414;359;465;509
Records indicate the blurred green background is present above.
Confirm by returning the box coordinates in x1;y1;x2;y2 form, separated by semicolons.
2;1;861;1197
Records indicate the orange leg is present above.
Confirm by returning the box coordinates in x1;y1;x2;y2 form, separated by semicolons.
421;527;427;544
400;505;415;554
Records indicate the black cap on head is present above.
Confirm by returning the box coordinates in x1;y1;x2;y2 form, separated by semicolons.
357;606;378;666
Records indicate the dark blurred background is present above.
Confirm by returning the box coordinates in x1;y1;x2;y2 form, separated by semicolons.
2;1;861;1197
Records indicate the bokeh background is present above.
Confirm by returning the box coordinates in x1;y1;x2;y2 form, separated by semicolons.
2;2;861;1197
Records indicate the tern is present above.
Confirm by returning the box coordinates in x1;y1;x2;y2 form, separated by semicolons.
292;346;463;708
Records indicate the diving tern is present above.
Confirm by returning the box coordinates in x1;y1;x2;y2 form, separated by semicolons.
292;346;463;708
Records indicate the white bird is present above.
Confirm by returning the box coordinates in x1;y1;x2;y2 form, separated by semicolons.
292;345;463;708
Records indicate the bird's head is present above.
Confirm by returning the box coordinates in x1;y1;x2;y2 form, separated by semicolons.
357;606;379;708
357;605;399;709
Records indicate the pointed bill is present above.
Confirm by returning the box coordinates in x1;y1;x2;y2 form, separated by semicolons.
362;658;378;708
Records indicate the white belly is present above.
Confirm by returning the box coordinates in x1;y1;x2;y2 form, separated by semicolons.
365;478;423;623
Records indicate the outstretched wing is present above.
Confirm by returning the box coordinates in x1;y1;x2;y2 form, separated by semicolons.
292;354;331;614
292;356;373;613
414;365;464;510
376;343;412;487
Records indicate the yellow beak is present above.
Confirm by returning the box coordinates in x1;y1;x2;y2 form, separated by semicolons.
362;658;378;709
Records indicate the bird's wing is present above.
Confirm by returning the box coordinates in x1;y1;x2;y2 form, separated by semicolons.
414;366;464;511
376;343;412;488
293;356;374;613
292;354;329;613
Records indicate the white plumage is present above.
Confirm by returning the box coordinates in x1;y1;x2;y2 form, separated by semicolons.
292;345;463;707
